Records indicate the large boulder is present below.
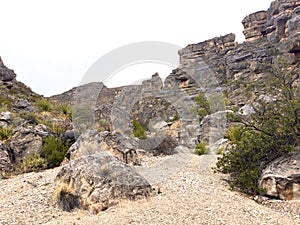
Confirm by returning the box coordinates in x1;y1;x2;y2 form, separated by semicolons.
138;135;178;156
64;130;140;166
8;125;51;163
198;111;227;152
259;150;300;200
0;57;16;82
55;152;152;214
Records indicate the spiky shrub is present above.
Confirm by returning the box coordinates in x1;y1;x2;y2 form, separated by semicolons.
37;99;53;112
58;104;71;116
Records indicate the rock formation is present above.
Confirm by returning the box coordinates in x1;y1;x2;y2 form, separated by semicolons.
259;150;300;200
55;152;152;214
0;56;16;84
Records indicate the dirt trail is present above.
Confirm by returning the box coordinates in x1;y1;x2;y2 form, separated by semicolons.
0;154;299;225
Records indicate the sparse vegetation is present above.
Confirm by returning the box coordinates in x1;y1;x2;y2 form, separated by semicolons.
21;112;40;125
194;142;210;155
133;119;147;139
0;126;13;141
41;136;70;168
194;92;211;122
37;99;53;112
16;153;47;173
58;104;71;116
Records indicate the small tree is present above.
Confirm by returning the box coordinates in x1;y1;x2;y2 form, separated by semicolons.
216;59;300;195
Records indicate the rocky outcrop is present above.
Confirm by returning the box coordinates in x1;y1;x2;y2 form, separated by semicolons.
8;124;51;163
0;142;13;175
0;57;16;83
242;0;300;42
259;150;300;200
198;111;228;150
242;11;268;42
55;152;152;213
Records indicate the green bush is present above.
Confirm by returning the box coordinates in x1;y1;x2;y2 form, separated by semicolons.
194;93;211;122
0;126;13;141
224;125;246;144
16;153;47;173
41;136;70;168
216;59;300;195
194;142;210;155
133;119;147;139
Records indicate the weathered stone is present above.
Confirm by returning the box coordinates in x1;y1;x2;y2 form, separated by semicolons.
64;130;140;166
242;11;267;41
259;150;300;200
138;136;178;156
55;152;152;213
0;112;12;123
0;58;16;82
14;99;34;111
198;111;227;150
0;142;13;174
61;130;76;145
8;126;45;163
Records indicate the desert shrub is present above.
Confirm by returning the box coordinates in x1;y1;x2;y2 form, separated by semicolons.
224;125;246;144
216;59;300;195
133;119;147;139
0;126;13;141
41;136;70;168
0;95;13;109
37;99;53;112
194;92;211;122
16;153;47;173
194;142;210;155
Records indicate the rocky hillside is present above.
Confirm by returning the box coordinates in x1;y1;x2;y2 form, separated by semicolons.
0;0;299;221
0;57;73;176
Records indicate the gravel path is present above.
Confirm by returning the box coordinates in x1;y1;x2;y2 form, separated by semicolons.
0;154;299;225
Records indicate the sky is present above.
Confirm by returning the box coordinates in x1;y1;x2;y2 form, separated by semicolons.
0;0;273;96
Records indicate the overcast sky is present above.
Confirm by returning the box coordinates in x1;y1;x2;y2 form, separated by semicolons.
0;0;273;96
